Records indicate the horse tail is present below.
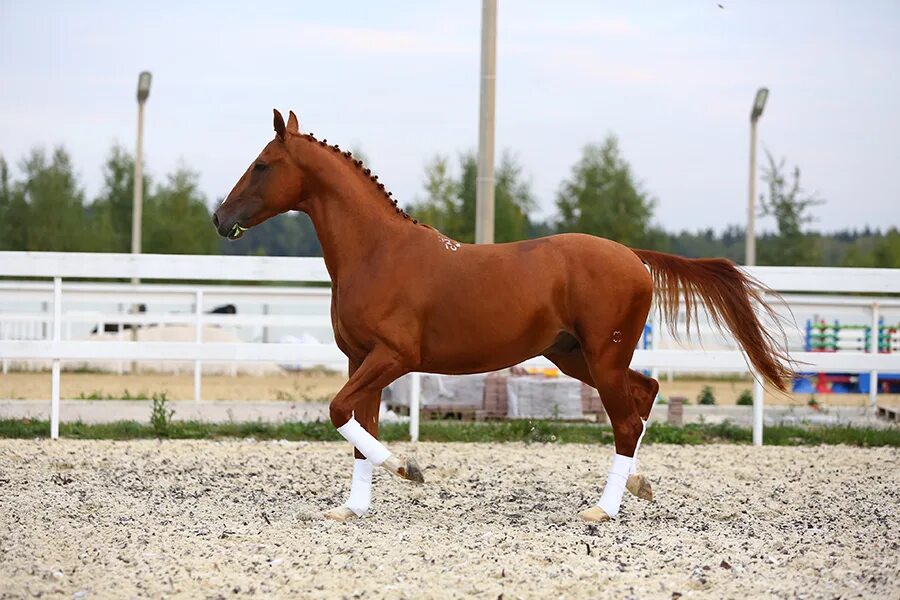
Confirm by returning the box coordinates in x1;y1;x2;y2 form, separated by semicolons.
630;248;793;391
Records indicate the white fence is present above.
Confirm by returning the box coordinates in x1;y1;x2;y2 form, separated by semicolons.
1;251;900;444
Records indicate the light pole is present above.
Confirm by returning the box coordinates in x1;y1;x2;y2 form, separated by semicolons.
130;72;151;370
132;71;152;267
475;0;497;244
745;87;768;266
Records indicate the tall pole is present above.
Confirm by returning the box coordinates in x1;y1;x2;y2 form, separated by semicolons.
745;119;758;266
131;99;145;272
745;87;768;267
131;71;151;278
130;72;151;373
475;0;497;244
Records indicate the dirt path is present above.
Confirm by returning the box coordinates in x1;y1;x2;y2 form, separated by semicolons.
1;440;897;599
0;371;347;402
4;372;897;408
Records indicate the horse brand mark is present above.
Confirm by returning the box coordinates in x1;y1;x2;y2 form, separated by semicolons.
439;235;461;252
612;330;623;343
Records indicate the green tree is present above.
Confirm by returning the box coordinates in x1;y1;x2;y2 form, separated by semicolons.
844;227;900;268
757;151;823;266
8;147;93;251
0;156;19;250
872;228;900;267
408;151;535;243
143;166;219;254
555;136;655;246
409;156;461;236
91;145;150;252
221;211;322;257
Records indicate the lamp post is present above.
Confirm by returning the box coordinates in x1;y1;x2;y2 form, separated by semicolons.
475;0;497;244
745;87;768;266
130;72;151;371
132;71;152;268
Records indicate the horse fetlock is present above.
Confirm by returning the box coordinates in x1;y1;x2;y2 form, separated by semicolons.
382;455;425;484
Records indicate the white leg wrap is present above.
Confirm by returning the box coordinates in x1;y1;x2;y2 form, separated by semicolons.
345;458;374;516
336;419;391;465
596;454;634;518
630;419;649;475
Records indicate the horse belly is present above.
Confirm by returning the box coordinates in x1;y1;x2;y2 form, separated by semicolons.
417;294;562;374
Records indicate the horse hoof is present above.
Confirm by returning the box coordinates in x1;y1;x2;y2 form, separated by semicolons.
626;474;653;502
579;506;611;522
324;506;357;522
383;455;426;484
402;457;426;484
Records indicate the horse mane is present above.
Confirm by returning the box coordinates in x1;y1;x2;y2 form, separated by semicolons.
290;131;423;226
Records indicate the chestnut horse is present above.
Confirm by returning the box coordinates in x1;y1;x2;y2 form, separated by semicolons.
214;110;791;523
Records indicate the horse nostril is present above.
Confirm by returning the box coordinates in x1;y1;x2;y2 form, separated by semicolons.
212;213;219;228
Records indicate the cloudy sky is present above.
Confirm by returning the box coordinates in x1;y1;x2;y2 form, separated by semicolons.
1;0;898;233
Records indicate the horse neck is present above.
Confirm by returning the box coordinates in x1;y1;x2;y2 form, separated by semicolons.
290;137;408;281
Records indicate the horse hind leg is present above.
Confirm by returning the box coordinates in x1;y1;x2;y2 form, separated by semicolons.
628;369;660;421
623;369;659;502
572;325;660;522
544;348;655;509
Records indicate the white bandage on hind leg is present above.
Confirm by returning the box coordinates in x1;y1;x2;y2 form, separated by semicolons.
630;419;649;475
596;453;634;518
345;458;374;516
336;419;391;465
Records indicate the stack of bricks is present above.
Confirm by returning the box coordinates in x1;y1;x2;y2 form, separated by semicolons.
580;384;607;423
482;372;509;419
667;396;685;426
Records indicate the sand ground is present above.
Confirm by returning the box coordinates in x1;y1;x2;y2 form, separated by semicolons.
1;440;897;599
2;371;896;407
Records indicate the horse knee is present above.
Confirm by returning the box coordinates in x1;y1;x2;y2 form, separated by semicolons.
329;401;352;428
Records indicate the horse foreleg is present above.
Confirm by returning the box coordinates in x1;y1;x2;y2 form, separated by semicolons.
329;349;423;484
325;361;382;522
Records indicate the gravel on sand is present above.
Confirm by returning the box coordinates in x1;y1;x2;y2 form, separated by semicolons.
1;440;897;599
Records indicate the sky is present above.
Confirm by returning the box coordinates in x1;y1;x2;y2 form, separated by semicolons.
1;0;898;233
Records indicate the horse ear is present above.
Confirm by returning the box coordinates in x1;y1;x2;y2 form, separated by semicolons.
273;109;286;141
286;111;299;134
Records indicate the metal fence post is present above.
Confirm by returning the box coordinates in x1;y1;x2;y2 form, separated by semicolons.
194;290;203;402
51;277;62;440
409;372;421;442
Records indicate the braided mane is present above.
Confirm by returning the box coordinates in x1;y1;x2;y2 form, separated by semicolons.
293;131;423;226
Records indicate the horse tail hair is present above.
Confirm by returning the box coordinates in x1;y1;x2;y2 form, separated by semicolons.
631;248;793;391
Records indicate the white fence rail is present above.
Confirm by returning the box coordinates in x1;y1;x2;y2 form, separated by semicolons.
2;251;900;444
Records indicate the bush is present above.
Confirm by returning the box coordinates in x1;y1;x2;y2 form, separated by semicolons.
697;386;716;405
736;390;753;406
150;393;175;437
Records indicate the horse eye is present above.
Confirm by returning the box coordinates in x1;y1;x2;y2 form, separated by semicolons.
253;163;268;172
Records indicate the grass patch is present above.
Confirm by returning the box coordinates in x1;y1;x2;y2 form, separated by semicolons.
0;419;897;447
77;389;151;401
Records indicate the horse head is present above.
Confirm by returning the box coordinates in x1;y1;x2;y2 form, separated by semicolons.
213;109;304;240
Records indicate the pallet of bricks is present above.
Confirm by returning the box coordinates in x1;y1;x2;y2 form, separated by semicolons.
386;370;607;422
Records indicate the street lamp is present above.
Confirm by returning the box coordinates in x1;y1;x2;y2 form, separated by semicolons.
131;71;152;262
745;86;768;266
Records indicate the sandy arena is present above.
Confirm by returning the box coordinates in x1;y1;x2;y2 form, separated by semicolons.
1;440;898;599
